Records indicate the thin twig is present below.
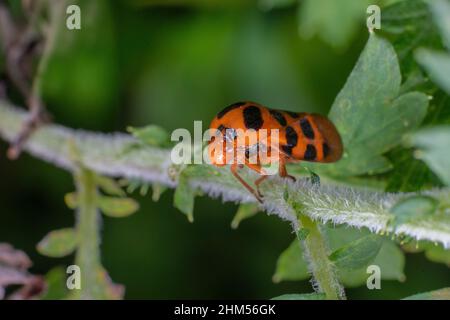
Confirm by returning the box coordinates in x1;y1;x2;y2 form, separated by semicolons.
0;0;65;159
0;0;32;98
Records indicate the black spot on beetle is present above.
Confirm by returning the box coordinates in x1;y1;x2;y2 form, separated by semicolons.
304;144;317;161
285;126;298;147
243;105;263;130
322;143;330;158
300;118;315;139
285;111;300;118
215;125;237;141
269;110;287;126
281;145;293;156
217;102;245;119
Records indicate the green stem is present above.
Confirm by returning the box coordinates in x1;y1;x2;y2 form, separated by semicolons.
31;1;66;101
297;214;346;300
74;168;102;299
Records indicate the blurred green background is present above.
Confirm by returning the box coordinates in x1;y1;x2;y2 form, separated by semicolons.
1;0;449;299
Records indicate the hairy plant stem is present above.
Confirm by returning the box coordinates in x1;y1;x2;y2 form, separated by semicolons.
74;168;101;299
297;214;345;300
1;101;450;248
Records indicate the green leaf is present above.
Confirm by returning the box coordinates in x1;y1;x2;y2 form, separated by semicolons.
390;195;438;226
323;34;428;176
174;172;195;222
337;239;406;287
416;49;450;95
127;125;170;147
95;175;126;197
327;227;405;286
271;293;326;300
37;228;78;258
370;239;406;281
329;235;383;270
428;0;450;50
64;192;78;209
273;240;309;283
98;196;139;218
298;0;370;49
410;126;450;185
231;203;259;229
403;287;450;300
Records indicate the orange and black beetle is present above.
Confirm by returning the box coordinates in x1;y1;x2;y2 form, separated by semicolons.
208;101;343;203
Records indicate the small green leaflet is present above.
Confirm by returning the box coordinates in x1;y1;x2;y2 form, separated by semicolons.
98;196;139;218
95;175;126;197
174;171;195;222
231;203;259;229
173;165;212;222
329;235;383;270
65;179;138;218
65;192;78;209
37;228;78;258
337;239;406;287
327;227;405;286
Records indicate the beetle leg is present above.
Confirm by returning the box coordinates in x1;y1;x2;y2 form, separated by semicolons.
244;162;268;198
230;163;263;204
255;175;268;198
279;160;296;182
